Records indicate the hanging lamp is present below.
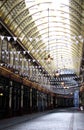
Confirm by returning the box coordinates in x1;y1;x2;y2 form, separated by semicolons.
44;8;53;63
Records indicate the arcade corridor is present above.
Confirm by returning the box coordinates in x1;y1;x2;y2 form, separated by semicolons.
0;0;84;128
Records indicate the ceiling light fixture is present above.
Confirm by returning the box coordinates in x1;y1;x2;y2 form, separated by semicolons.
61;82;65;86
0;93;3;96
55;70;60;77
44;8;53;64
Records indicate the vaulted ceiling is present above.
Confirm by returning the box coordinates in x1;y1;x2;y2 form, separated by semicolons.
0;0;84;95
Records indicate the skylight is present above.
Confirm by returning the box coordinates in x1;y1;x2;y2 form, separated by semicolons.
25;0;77;73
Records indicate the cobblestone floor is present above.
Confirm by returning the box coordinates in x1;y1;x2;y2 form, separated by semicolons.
0;108;84;130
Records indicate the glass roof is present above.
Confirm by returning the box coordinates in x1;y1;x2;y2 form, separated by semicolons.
25;0;83;75
0;0;84;76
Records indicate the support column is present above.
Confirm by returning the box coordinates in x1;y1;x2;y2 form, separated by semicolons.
9;87;12;108
55;97;58;108
21;85;23;114
37;91;38;111
46;95;47;110
9;81;13;117
30;88;32;113
21;85;23;108
51;96;53;109
42;94;44;111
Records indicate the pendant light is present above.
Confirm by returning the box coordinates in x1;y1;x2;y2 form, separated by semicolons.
44;8;53;63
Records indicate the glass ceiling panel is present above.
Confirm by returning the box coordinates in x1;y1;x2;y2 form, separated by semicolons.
0;0;83;76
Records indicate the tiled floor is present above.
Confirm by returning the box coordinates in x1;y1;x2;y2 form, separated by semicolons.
0;108;84;130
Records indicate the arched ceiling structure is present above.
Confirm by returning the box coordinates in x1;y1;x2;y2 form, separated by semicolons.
0;0;84;95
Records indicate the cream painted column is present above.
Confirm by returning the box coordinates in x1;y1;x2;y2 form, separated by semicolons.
41;94;44;111
56;98;57;106
21;56;24;74
29;62;32;79
37;91;38;110
46;94;48;109
30;88;32;112
51;96;53;109
10;48;14;66
9;81;12;109
21;85;23;108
